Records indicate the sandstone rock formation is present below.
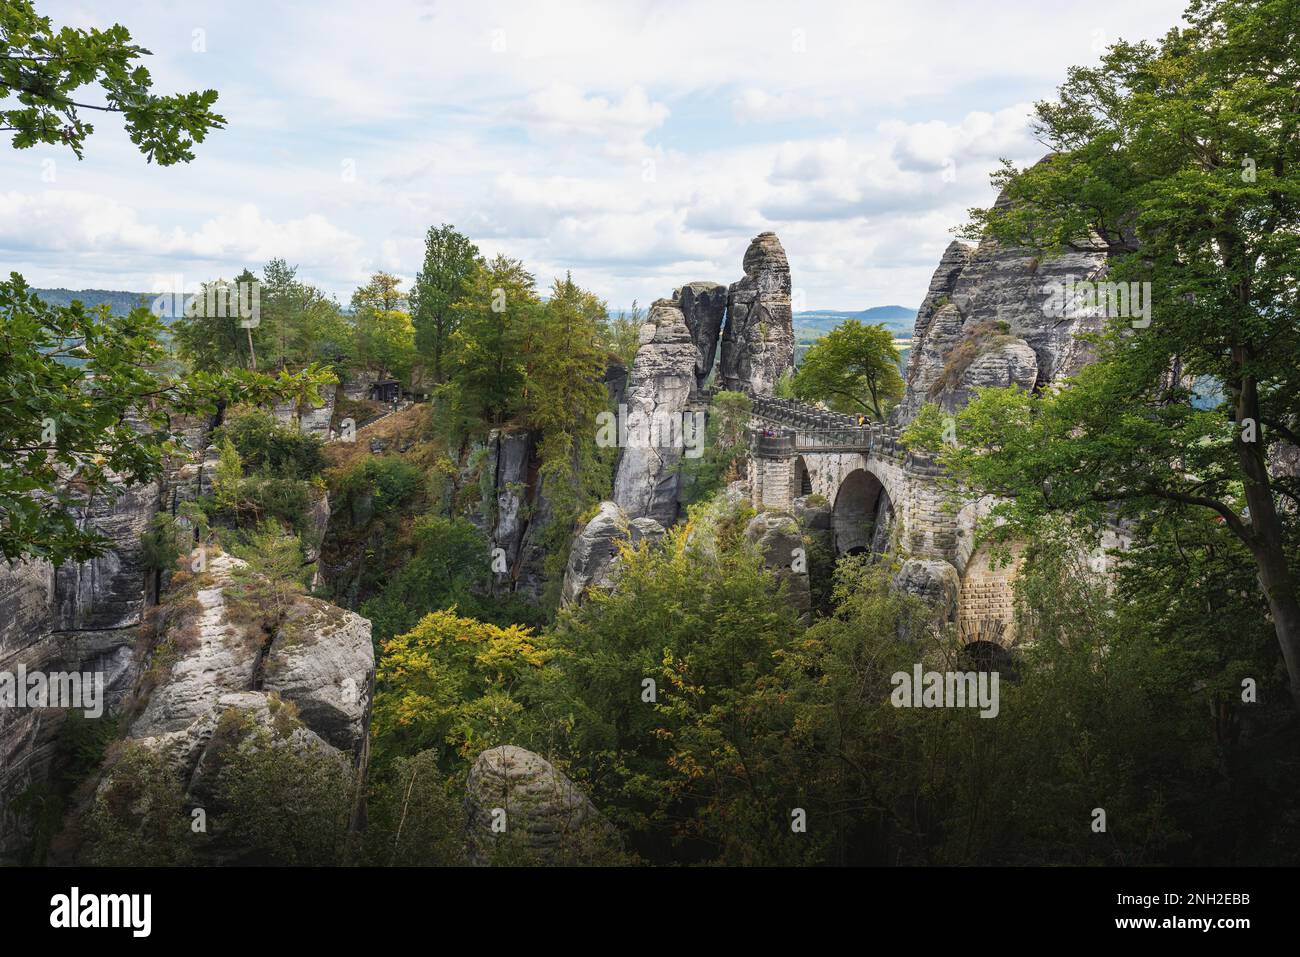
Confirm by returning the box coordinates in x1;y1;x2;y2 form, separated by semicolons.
560;502;665;608
611;298;699;525
894;189;1110;425
0;477;163;860
464;745;616;864
744;511;811;618
272;384;337;440
676;281;728;393
54;481;160;631
131;551;374;759
893;558;960;625
560;501;628;607
721;232;795;396
135;690;348;808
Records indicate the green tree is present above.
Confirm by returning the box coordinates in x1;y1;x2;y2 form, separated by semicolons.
360;515;492;645
444;255;539;428
534;496;804;860
911;0;1300;705
215;408;326;481
170;274;259;371
0;276;332;564
411;225;480;384
0;5;330;565
354;308;416;384
599;301;643;371
371;609;551;772
679;390;752;504
793;320;904;419
523;274;611;520
212;436;245;512
350;271;406;313
0;0;224;164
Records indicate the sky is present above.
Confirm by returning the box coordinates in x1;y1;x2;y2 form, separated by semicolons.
0;0;1189;312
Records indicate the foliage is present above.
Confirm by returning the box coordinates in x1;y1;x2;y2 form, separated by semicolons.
79;742;193;865
215;408;326;481
792;319;903;418
371;609;551;773
140;512;188;575
360;515;491;646
0;274;332;565
212;436;245;512
362;749;467;865
950;0;1300;703
227;521;311;601
204;705;354;865
679;390;752;504
532;501;803;861
0;0;225;164
443;255;539;429
332;455;423;519
354;308;416;385
351;272;406;313
598;301;643;371
172;261;353;375
411;225;480;384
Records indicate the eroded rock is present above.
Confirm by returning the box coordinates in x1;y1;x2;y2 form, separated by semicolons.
560;501;629;607
465;745;616;864
611;299;698;525
676;281;728;393
131;552;373;758
744;511;811;618
721;232;795;396
893;558;960;625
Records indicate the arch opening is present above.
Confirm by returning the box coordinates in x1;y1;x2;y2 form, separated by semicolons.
832;468;894;557
959;640;1017;679
792;456;813;498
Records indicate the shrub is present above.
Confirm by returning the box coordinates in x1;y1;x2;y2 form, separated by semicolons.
215;409;326;480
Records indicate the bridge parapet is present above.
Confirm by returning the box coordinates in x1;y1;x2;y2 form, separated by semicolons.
748;396;906;452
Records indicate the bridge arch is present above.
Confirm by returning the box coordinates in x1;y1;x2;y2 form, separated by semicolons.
832;467;895;556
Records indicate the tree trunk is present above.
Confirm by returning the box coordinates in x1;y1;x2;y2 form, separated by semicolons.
1236;375;1300;709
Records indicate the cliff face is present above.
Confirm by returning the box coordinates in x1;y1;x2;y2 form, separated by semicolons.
721;232;795;397
0;479;159;860
0;385;368;862
677;281;728;394
611;298;699;526
129;551;373;759
894;199;1110;424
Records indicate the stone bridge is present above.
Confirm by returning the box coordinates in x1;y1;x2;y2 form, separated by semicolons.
744;395;1021;651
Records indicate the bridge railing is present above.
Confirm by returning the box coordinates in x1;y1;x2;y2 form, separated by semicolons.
743;395;913;458
793;428;874;450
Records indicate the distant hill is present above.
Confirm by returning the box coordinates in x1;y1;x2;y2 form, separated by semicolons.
794;305;916;341
33;288;158;316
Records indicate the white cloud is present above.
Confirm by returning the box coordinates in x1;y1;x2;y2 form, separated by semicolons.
882;105;1039;173
512;83;668;145
0;0;1190;309
0;191;362;274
